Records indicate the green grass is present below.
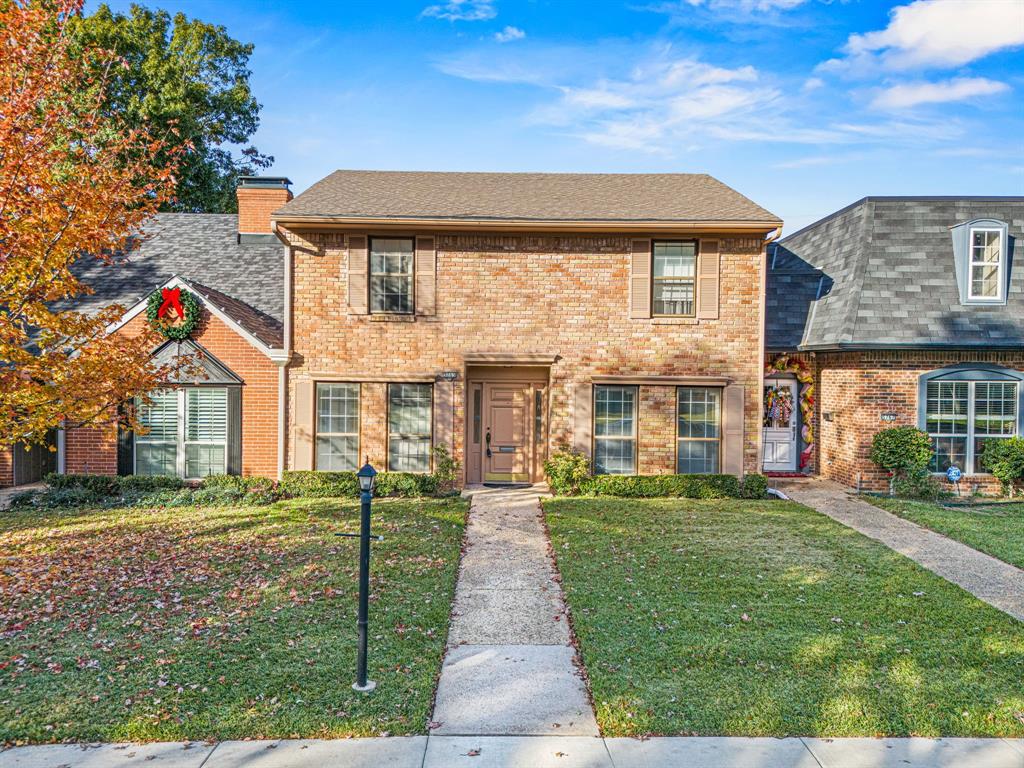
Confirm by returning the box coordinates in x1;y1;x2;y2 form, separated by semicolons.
545;497;1024;738
0;497;467;744
865;497;1024;569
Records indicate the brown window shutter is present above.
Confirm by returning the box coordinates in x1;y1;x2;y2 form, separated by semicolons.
293;380;315;471
572;381;593;458
721;384;745;477
347;235;368;314
415;236;437;316
697;239;720;319
629;239;652;319
433;380;453;454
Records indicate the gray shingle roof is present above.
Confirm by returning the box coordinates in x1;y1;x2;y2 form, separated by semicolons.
275;170;781;225
73;214;284;348
766;197;1024;350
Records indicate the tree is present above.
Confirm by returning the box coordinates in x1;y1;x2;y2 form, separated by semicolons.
0;0;181;447
70;3;272;213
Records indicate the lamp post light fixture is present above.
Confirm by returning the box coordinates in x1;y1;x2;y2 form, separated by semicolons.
353;461;378;692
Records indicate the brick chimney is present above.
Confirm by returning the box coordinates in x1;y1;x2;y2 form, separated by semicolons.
236;176;292;237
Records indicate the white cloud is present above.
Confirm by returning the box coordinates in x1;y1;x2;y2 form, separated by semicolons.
822;0;1024;73
871;77;1010;109
685;0;807;9
494;25;525;43
421;0;496;22
802;77;824;92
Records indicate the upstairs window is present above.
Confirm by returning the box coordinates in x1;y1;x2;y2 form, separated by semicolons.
370;237;414;314
968;228;1004;301
652;240;696;317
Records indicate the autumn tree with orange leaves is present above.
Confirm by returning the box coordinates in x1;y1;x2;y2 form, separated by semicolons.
0;0;183;447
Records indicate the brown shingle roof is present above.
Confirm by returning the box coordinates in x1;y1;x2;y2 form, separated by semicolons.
275;170;781;226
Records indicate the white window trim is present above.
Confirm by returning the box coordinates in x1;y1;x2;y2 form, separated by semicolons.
134;388;228;479
315;383;361;471
592;384;638;476
926;379;1018;476
966;226;1006;302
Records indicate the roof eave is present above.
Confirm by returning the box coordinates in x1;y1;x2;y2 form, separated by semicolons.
797;341;1024;352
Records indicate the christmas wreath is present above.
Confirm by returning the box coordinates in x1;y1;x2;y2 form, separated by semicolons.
765;354;815;469
146;286;200;340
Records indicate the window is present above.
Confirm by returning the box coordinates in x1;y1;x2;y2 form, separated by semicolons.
677;387;721;474
925;379;1018;474
135;387;229;478
594;385;636;475
317;383;360;471
388;383;432;473
370;237;414;313
968;228;1004;301
652;240;696;316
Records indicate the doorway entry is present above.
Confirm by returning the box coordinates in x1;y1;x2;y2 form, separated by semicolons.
466;366;548;484
763;377;798;472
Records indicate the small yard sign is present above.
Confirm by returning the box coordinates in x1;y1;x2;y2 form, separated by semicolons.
946;465;962;497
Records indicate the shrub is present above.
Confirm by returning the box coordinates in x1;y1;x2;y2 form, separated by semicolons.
280;470;440;498
740;473;769;499
892;470;950;501
116;475;185;493
980;436;1024;496
582;473;741;499
44;472;118;495
432;444;461;495
869;427;934;495
543;448;591;496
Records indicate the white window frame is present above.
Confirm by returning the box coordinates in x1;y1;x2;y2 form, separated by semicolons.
315;383;361;471
134;387;228;479
966;227;1005;302
925;379;1018;476
592;385;638;475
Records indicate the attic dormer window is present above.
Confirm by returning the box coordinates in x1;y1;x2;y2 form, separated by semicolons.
969;227;1004;301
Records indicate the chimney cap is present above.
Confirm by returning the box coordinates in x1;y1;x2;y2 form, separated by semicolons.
238;175;292;189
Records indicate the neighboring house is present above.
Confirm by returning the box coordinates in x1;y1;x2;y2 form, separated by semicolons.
765;197;1024;493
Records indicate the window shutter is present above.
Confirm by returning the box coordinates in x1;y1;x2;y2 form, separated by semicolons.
186;389;227;442
117;404;134;476
722;384;745;477
697;239;720;319
227;387;242;475
629;239;652;319
572;381;593;458
347;235;369;314
294;380;315;471
415;236;437;316
433;380;453;455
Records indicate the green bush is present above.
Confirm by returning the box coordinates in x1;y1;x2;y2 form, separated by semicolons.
543;448;591;496
581;473;742;499
44;472;118;495
980;436;1024;496
740;473;769;499
432;444;461;495
869;427;934;495
280;470;439;498
31;472;280;508
115;475;185;493
892;470;951;501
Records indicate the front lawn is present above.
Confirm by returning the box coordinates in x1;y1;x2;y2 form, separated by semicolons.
865;497;1024;569
545;497;1024;738
0;497;466;744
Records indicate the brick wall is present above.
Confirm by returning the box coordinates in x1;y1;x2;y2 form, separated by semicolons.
64;308;281;479
811;350;1024;493
286;231;766;481
0;446;12;487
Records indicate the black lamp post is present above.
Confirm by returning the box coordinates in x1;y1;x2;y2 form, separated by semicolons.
353;461;377;692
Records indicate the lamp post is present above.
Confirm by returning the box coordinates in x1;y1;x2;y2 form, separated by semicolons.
353;461;377;692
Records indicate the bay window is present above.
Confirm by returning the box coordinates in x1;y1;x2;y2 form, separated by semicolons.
316;383;360;471
593;385;637;475
388;383;432;473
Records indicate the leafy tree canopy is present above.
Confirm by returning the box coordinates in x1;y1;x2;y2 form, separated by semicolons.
70;3;272;213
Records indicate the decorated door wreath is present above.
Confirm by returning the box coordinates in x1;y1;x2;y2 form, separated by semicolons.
146;286;200;340
765;354;815;469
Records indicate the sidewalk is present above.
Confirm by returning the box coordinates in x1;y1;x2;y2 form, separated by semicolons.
5;735;1023;767
774;478;1024;622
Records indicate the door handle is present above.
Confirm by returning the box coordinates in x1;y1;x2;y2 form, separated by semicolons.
485;428;492;458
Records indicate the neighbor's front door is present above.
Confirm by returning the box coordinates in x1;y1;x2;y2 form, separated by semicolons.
763;378;798;472
483;383;531;483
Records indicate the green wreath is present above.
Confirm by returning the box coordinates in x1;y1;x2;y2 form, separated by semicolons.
146;287;201;340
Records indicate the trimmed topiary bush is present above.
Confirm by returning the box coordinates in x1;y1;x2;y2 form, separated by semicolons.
869;427;934;496
581;473;742;499
980;436;1024;497
280;470;440;498
740;473;769;499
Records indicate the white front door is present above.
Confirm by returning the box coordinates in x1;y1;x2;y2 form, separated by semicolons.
763;379;798;472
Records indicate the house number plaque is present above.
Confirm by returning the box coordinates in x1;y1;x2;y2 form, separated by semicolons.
437;371;459;382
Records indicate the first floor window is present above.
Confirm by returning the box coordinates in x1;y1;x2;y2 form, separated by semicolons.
925;379;1017;474
370;237;414;314
317;383;360;471
135;387;229;478
594;385;636;475
677;387;721;474
388;383;432;472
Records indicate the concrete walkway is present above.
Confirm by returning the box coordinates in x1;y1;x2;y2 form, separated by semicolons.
431;486;599;736
5;735;1023;767
774;477;1024;622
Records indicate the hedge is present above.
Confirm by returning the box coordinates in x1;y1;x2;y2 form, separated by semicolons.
580;473;745;499
280;470;439;498
44;473;184;494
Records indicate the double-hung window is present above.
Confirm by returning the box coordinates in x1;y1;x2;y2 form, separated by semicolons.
593;385;637;475
388;383;432;473
677;387;721;474
135;387;228;478
370;237;414;314
316;383;360;471
925;379;1018;474
652;240;696;317
968;228;1004;301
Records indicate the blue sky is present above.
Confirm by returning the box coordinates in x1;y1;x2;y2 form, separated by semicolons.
98;0;1023;231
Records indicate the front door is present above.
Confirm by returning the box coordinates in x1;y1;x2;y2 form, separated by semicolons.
763;379;798;472
483;383;532;483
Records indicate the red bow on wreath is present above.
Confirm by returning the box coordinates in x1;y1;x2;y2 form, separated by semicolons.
157;287;185;320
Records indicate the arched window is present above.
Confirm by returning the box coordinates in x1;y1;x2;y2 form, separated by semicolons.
919;365;1024;475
